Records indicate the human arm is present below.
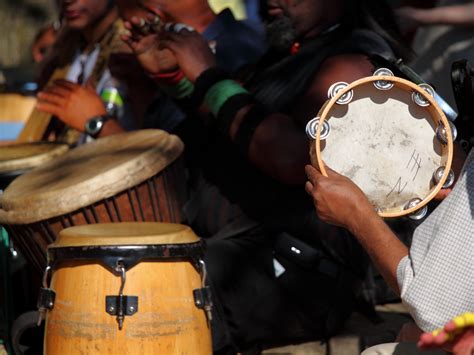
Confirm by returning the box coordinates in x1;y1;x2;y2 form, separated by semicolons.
158;29;374;184
304;164;408;294
36;79;126;137
418;312;474;355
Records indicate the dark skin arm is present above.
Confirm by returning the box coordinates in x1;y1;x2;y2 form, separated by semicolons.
158;29;374;185
305;164;408;294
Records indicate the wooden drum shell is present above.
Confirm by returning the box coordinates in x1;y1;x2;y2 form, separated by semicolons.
4;159;185;272
0;130;186;272
45;259;211;354
43;223;212;355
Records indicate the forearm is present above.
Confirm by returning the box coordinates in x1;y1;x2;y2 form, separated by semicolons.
415;4;474;27
349;210;408;295
99;119;126;137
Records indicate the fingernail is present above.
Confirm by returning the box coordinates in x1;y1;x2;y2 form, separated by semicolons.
120;29;132;37
139;18;146;27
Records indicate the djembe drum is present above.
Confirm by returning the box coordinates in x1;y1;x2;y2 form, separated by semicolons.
0;142;69;189
306;68;455;218
39;222;212;354
0;130;186;272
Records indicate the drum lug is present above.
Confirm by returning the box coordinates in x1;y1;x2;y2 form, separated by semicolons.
37;288;56;326
105;295;139;330
37;265;55;326
194;259;213;321
193;286;213;321
105;262;138;330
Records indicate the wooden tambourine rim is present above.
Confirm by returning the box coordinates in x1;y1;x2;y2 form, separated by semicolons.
0;142;70;174
52;223;199;248
312;75;453;218
0;129;184;224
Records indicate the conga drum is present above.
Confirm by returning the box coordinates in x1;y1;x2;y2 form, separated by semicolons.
307;69;454;218
0;130;186;272
40;222;212;354
0;142;69;189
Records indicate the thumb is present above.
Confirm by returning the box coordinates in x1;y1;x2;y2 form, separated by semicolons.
322;162;339;177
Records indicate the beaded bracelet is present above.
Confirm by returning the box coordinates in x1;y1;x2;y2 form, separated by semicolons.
149;70;194;99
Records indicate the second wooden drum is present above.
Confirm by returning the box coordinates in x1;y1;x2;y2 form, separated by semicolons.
0;130;186;272
43;222;212;355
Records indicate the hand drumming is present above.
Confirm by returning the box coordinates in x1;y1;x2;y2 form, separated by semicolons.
36;79;107;132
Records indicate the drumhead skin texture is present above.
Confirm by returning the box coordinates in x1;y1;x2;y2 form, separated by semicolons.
0;129;184;224
310;76;453;218
53;222;200;247
0;142;69;174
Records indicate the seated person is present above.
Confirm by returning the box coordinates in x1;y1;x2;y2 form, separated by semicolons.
305;148;474;353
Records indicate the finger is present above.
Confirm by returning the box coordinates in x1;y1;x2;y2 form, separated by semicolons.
35;101;60;116
53;79;79;90
130;16;156;36
305;164;322;184
305;181;314;196
146;14;162;33
37;91;66;106
41;85;70;97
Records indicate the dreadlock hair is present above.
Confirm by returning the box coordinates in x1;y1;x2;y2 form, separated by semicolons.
341;0;413;61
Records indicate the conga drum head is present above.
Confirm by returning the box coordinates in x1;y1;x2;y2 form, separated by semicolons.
0;130;186;271
53;222;199;247
309;73;453;218
0;142;69;175
44;222;212;355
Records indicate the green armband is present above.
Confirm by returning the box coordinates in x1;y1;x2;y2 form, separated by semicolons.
160;77;195;99
204;80;249;116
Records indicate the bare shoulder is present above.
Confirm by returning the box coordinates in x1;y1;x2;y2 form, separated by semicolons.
313;54;374;98
293;54;374;125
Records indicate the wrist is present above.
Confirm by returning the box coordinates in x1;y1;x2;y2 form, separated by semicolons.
84;114;114;138
348;204;380;238
192;67;231;108
149;69;185;85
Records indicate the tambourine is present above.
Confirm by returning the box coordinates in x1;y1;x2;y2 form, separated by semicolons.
307;68;455;219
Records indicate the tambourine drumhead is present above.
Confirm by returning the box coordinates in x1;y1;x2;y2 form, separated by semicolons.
0;142;69;174
0;129;184;224
312;76;453;218
53;222;199;248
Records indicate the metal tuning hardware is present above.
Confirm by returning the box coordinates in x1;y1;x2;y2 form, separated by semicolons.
327;82;353;104
436;121;458;144
373;68;395;90
412;83;435;107
105;261;138;330
37;265;56;326
404;198;428;221
432;167;455;189
193;259;213;322
305;117;330;140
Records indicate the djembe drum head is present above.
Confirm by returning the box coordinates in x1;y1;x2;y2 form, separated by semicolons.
0;129;186;271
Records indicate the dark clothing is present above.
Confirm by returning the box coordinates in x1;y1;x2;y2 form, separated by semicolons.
143;9;266;132
179;28;416;353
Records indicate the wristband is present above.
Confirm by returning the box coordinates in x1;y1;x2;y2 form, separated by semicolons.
160;77;195;99
192;67;230;107
204;79;249;116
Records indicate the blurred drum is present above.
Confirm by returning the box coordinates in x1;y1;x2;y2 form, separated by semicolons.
307;69;454;218
0;94;36;141
41;222;212;354
0;142;69;189
0;130;186;271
